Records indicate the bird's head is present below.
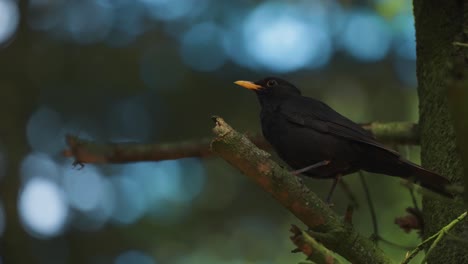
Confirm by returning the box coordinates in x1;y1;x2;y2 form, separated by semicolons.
234;77;301;106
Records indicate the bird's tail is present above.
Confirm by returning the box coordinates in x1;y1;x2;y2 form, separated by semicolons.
399;160;453;198
363;148;453;197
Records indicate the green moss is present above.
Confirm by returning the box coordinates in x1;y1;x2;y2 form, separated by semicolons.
414;0;468;262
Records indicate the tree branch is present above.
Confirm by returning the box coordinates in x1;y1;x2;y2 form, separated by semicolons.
210;116;392;264
290;224;344;264
453;42;468;48
361;122;419;145
63;122;418;164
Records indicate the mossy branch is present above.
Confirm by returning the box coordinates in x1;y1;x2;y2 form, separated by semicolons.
63;122;418;164
361;122;419;145
210;116;392;264
290;225;344;264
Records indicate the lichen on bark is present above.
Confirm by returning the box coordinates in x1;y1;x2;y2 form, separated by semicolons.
414;0;468;262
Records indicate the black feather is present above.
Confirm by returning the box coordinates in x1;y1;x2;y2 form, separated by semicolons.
243;77;452;198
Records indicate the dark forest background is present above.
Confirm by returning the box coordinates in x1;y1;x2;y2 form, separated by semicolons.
0;0;426;263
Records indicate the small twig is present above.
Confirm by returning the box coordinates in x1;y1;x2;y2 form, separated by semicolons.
408;186;420;211
401;231;440;264
359;172;379;242
361;172;415;250
453;41;468;48
63;135;212;164
290;225;344;264
421;211;467;263
401;211;467;264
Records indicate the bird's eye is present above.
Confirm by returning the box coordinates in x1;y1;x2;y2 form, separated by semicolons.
266;79;277;87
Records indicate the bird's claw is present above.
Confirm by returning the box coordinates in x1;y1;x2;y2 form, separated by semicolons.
72;160;85;170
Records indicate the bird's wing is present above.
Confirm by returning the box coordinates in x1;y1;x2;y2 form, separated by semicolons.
280;96;400;156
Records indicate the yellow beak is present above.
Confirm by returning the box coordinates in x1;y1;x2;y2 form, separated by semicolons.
234;80;262;90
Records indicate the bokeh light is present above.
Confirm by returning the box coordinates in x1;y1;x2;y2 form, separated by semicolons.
62;0;114;44
19;178;68;238
222;17;258;69
115;250;155;264
71;175;116;231
20;152;61;183
392;13;416;60
110;174;147;225
175;158;205;203
26;106;64;155
305;24;333;69
0;0;19;45
110;159;205;224
180;22;227;72
142;0;205;22
27;0;62;31
243;3;330;72
326;0;347;37
106;1;148;47
62;164;104;212
118;160;186;204
341;9;392;62
105;95;154;141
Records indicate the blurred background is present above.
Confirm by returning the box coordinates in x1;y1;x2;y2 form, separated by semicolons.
0;0;423;263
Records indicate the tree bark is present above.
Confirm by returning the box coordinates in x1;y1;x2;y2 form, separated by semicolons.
414;0;468;263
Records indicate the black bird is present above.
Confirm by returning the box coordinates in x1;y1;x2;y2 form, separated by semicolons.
234;77;452;200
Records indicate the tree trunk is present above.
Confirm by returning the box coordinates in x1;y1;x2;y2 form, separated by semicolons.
414;0;468;263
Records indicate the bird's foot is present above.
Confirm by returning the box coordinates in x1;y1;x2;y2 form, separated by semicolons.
290;160;330;175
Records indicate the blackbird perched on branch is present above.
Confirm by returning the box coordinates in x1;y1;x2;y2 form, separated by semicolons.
234;77;453;201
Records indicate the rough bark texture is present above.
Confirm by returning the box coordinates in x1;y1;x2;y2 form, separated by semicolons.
447;1;468;208
414;0;468;263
